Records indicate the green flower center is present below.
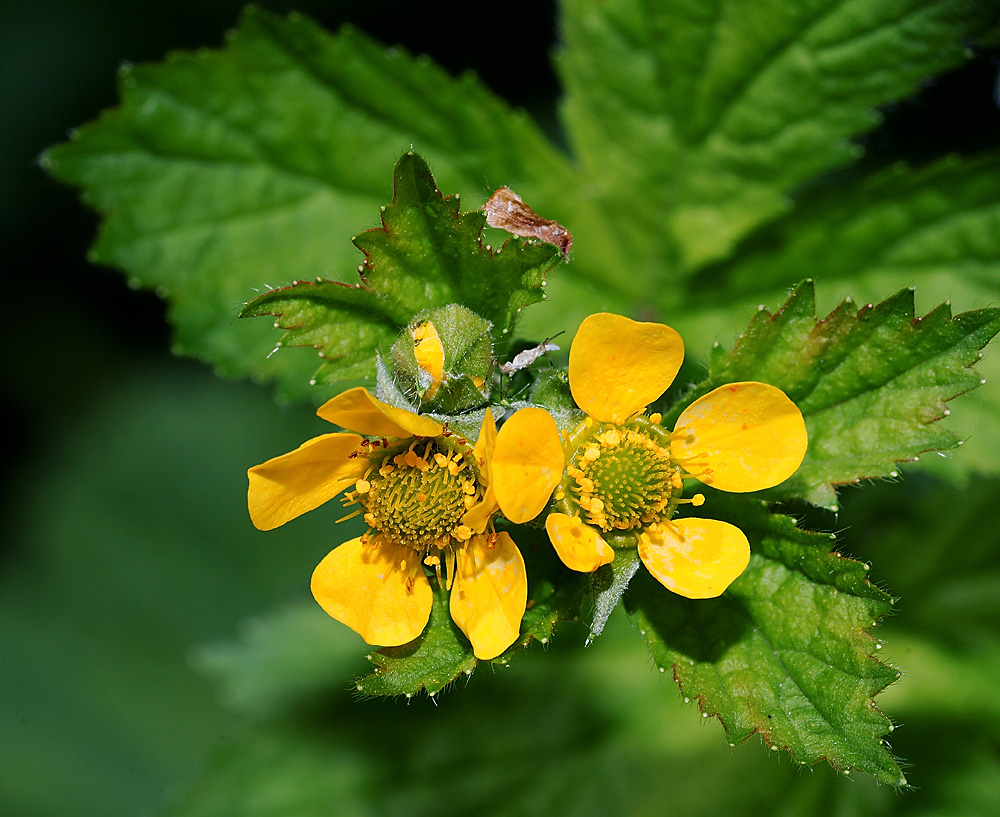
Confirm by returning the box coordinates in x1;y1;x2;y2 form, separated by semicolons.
565;420;679;533
356;439;480;551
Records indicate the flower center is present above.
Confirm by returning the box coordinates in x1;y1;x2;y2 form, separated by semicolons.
565;419;679;533
349;438;481;552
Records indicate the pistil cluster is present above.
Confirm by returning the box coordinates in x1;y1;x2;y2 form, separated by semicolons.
556;415;705;542
341;433;485;560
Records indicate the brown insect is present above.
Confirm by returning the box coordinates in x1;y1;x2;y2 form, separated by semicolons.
484;187;572;258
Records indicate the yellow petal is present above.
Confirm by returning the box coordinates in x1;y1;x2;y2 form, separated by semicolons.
316;387;442;438
247;433;366;530
451;532;527;660
492;407;564;523
545;513;614;572
569;313;684;424
671;382;808;492
311;537;433;647
412;320;446;399
463;409;499;533
474;407;497;464
638;518;750;599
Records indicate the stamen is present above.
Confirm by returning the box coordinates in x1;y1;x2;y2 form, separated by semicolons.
676;493;706;506
671;451;715;484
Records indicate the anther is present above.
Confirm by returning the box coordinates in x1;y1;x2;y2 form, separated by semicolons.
676;493;706;507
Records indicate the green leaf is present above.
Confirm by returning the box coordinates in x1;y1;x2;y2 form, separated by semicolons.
240;152;561;388
557;0;996;272
667;281;1000;509
42;7;574;402
692;153;1000;306
350;153;561;341
625;495;903;785
165;617;864;817
239;279;401;386
682;151;1000;482
834;475;1000;730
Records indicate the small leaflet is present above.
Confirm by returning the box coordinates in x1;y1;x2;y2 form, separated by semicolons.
484;187;572;258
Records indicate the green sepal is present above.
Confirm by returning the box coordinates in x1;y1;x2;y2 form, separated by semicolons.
663;280;1000;509
390;304;493;413
357;586;476;699
625;494;903;785
356;529;586;698
374;355;418;412
583;547;641;645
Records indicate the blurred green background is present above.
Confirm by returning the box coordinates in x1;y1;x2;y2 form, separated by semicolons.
3;2;1000;815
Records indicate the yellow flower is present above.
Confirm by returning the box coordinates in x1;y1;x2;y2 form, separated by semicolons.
248;387;529;660
494;313;808;599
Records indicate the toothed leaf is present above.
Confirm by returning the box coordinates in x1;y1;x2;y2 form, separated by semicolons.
239;151;560;388
681;152;1000;483
42;8;570;402
667;281;1000;509
625;495;903;785
557;0;996;272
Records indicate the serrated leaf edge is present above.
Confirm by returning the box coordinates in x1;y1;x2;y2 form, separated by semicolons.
681;279;1000;506
630;529;906;786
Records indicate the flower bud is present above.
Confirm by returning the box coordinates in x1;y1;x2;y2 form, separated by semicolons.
390;304;493;413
